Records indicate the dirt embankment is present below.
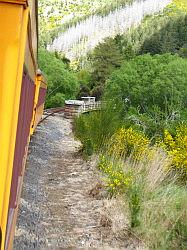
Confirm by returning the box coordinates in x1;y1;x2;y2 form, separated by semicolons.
14;115;143;250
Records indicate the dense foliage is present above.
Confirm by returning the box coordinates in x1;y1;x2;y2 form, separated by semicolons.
39;0;187;248
105;54;187;135
74;3;187;248
141;15;187;55
39;49;79;108
75;52;187;152
106;54;187;110
114;15;186;56
90;39;123;99
78;7;187;101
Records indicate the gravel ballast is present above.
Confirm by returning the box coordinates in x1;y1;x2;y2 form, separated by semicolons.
14;115;143;250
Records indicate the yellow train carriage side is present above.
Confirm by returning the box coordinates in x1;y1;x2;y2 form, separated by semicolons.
0;1;46;249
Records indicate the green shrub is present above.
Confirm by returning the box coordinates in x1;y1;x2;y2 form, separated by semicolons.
104;54;187;137
74;101;123;156
45;92;66;108
89;38;123;99
122;105;187;139
106;54;187;112
39;48;79;108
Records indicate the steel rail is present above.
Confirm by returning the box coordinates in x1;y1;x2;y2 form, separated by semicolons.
39;108;65;124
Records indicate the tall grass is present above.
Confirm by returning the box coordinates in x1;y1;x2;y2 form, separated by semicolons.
99;149;187;249
74;100;187;248
74;101;123;156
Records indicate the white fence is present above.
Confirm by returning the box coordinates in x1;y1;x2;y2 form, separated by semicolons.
81;101;101;113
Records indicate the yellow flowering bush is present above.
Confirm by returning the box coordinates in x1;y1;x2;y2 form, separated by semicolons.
108;127;150;159
98;155;132;194
163;125;187;173
166;0;187;16
104;125;187;177
173;0;187;12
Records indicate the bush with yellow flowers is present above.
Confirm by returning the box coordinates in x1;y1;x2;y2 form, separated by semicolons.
163;125;187;173
166;0;187;17
173;0;187;12
108;127;150;159
98;155;132;195
98;130;187;248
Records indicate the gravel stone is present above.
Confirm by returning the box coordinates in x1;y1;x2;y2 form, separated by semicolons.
13;115;143;250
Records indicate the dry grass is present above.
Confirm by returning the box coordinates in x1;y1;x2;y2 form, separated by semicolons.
100;147;187;249
102;197;129;234
100;197;148;250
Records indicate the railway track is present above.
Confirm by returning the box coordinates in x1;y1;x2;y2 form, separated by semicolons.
41;100;102;123
40;107;65;123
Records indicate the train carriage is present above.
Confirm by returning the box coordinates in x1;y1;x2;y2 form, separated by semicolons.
0;1;47;249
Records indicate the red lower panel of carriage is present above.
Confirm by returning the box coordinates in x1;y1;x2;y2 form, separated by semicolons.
5;72;35;246
37;87;47;108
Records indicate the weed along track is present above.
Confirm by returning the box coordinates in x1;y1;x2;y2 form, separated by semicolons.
14;115;141;249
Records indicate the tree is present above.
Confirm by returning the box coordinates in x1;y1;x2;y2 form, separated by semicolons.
105;54;187;113
90;38;123;98
76;70;91;99
115;34;136;60
141;15;187;55
39;49;79;108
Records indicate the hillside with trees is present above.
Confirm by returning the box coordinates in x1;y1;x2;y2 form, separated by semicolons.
38;1;187;248
38;0;133;47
